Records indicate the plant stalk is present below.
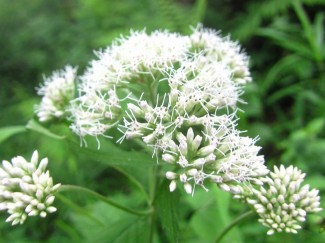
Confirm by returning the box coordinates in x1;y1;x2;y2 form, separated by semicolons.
59;184;151;216
215;210;254;243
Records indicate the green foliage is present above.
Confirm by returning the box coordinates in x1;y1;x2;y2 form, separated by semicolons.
69;195;151;242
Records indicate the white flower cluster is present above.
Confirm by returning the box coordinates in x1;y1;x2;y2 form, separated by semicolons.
0;151;60;225
68;30;191;139
190;27;251;84
34;25;266;194
35;66;77;122
34;26;265;194
242;165;322;235
65;25;251;140
114;26;267;194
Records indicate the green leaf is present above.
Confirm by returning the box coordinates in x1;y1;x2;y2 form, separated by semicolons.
313;12;324;60
70;138;154;167
305;175;325;191
26;119;66;139
0;126;26;144
191;0;207;26
70;195;152;243
305;118;324;135
93;216;150;243
69;137;155;200
187;186;242;242
260;54;303;95
256;28;313;59
56;194;105;227
156;179;180;243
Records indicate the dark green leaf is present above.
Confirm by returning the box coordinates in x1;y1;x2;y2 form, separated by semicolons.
256;28;313;58
156;179;180;243
70;140;154;167
94;216;150;243
260;54;304;95
69;137;154;200
71;196;151;243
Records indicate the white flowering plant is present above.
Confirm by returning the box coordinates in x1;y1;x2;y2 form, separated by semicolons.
1;25;323;242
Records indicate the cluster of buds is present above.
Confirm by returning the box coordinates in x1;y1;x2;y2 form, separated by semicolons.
237;165;322;235
35;65;77;122
0;151;60;225
69;87;121;141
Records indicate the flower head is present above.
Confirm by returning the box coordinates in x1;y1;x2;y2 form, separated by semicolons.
162;121;268;195
190;25;251;84
120;90;267;195
114;26;263;195
245;165;322;235
69;88;120;140
0;151;60;225
35;65;77;122
68;26;250;141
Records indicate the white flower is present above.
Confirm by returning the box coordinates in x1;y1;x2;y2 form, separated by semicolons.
69;30;189;140
0;151;60;225
110;30;190;72
112;26;265;194
169;54;241;114
245;165;322;235
190;24;251;84
78;29;190;95
67;26;251;144
35;65;77;122
162;123;267;194
69;88;120;140
45;26;265;195
121;91;267;195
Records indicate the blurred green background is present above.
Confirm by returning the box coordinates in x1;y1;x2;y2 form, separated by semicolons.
0;0;324;242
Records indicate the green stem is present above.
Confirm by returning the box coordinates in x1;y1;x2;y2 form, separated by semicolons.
148;165;159;243
59;184;152;216
215;210;254;243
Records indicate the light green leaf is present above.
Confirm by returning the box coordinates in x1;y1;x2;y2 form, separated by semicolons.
26;119;66;139
305;118;324;135
314;13;324;60
0;126;26;144
305;175;325;191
